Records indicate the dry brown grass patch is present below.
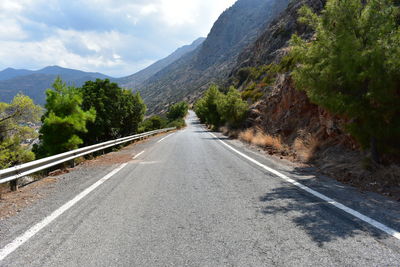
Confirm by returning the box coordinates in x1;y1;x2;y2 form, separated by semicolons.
239;129;285;151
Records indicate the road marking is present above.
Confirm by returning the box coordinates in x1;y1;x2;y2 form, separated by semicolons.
157;133;174;143
0;163;129;262
132;151;145;159
209;132;400;241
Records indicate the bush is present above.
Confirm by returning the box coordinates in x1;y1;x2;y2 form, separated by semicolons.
217;86;248;128
194;85;248;129
139;116;168;132
167;118;186;129
194;85;224;127
167;102;189;121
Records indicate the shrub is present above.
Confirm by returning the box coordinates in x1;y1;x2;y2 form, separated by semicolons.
167;102;189;121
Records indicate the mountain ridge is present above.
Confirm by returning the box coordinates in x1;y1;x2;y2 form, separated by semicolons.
0;65;111;81
117;37;205;89
0;37;206;105
0;66;112;104
133;0;291;114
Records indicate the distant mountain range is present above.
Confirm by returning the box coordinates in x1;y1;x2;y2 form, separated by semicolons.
0;38;206;105
0;66;111;81
0;66;112;104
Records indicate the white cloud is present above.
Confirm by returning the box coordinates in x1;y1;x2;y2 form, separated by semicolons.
0;0;237;76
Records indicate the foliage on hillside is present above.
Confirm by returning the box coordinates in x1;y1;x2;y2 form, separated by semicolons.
167;102;189;121
139;101;189;132
139;116;168;132
194;85;248;129
289;0;400;161
33;78;96;158
0;94;42;168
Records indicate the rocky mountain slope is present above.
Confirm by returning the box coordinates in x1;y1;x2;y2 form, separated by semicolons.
118;38;205;89
0;66;111;104
135;0;290;114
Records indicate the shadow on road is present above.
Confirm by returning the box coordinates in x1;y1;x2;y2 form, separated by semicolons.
258;185;387;246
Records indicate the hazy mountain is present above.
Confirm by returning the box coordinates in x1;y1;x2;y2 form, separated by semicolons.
134;0;290;114
0;66;111;81
0;68;34;80
118;38;205;89
0;37;205;105
0;66;112;104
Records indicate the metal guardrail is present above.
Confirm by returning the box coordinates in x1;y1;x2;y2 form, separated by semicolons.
0;127;175;186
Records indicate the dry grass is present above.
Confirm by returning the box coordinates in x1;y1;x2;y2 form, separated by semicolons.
239;129;285;151
293;135;320;162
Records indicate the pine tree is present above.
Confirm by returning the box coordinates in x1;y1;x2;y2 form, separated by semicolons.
290;0;400;162
34;78;96;157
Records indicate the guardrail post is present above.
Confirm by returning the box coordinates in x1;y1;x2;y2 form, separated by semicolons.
10;179;18;191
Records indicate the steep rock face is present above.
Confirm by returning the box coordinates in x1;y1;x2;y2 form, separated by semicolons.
235;0;325;70
138;0;290;113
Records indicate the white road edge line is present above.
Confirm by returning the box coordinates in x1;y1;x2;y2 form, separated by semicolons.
209;132;400;241
157;133;174;143
0;162;129;262
132;151;145;159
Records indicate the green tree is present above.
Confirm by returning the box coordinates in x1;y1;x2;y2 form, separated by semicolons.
167;101;189;121
34;78;96;157
290;0;400;162
0;94;42;168
79;79;146;144
194;85;223;127
120;90;146;137
79;79;123;144
217;86;248;128
139;116;168;132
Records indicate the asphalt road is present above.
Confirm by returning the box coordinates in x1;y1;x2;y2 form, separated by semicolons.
1;111;400;266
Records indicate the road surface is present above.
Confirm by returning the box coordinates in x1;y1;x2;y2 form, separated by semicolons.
0;111;399;266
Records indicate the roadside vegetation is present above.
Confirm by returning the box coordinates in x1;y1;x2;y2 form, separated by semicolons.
139;101;188;132
194;85;248;130
1;77;190;173
0;94;42;169
33;78;146;158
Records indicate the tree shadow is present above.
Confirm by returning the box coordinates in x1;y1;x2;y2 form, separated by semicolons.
259;185;387;247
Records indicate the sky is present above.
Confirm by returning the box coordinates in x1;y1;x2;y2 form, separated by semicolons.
0;0;236;77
